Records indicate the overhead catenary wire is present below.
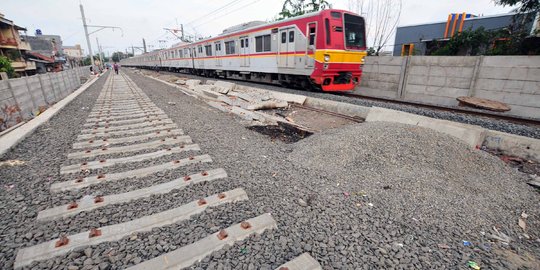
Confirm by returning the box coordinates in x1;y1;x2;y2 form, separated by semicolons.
184;0;247;27
190;0;263;29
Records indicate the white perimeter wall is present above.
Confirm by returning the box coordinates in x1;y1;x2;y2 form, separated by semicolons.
357;56;540;120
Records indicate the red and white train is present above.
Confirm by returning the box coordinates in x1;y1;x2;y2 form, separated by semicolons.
121;9;367;91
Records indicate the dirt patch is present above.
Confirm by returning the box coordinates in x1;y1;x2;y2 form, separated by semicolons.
247;122;312;143
494;248;540;270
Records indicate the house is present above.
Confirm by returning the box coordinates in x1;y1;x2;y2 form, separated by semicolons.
0;12;36;76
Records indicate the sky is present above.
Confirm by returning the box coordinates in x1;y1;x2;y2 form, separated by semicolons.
1;0;514;56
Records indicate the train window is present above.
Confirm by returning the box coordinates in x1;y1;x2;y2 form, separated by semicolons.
205;45;212;56
344;13;366;49
281;32;286;43
255;35;271;52
245;38;249;48
225;41;236;54
215;42;220;51
289;31;294;43
331;11;341;19
325;18;331;45
241;39;244;48
309;26;316;46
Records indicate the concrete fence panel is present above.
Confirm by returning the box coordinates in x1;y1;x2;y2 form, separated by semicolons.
39;74;56;104
402;56;477;107
26;76;47;108
8;78;35;118
358;56;404;99
356;55;540;120
473;56;540;119
0;67;90;130
0;80;20;127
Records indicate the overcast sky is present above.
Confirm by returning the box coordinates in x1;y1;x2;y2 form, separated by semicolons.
2;0;513;56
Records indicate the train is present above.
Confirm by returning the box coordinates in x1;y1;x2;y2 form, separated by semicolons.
121;9;367;91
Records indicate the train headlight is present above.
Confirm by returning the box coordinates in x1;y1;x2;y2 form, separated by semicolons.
324;54;330;62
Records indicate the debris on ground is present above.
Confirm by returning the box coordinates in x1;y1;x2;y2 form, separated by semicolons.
0;159;25;167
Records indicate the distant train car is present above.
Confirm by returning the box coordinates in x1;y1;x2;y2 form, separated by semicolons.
122;9;367;91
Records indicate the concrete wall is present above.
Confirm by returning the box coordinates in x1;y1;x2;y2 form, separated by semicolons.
356;56;540;120
0;67;89;129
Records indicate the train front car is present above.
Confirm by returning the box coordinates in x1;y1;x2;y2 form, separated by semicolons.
310;10;367;91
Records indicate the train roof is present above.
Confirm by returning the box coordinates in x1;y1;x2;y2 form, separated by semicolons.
136;9;359;56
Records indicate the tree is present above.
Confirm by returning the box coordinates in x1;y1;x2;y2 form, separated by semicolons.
348;0;402;55
495;0;540;13
279;0;331;19
0;56;15;78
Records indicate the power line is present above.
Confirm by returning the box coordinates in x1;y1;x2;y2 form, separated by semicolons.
192;0;261;28
185;0;246;26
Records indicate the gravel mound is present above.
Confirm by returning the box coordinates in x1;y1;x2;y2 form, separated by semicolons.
289;122;538;231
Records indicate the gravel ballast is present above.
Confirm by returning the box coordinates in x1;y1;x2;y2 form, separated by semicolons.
0;70;538;270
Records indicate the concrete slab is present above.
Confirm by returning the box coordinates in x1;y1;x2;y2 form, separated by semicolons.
67;135;192;159
39;168;227;220
0;76;100;157
304;97;370;119
61;144;199;175
185;79;201;90
51;154;212;192
214;81;236;94
275;253;322;270
126;213;277;270
15;188;248;269
366;107;487;148
483;130;540;162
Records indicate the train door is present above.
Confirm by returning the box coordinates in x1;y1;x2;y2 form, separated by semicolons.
240;36;250;67
306;22;317;68
278;27;295;68
215;42;222;67
198;46;204;68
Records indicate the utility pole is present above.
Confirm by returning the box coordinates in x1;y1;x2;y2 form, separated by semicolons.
80;4;95;71
96;37;104;69
142;38;147;53
80;3;122;72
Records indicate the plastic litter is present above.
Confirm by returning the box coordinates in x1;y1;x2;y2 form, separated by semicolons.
462;240;472;247
467;261;480;270
240;247;248;254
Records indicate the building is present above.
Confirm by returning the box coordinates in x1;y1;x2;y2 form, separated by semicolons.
63;44;83;68
0;12;36;76
393;12;538;56
25;32;66;72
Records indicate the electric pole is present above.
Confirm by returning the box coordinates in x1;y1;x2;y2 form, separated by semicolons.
80;3;123;72
143;38;147;53
80;4;94;71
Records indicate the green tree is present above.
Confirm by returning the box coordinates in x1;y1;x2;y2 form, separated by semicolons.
278;0;331;19
0;56;15;78
495;0;540;13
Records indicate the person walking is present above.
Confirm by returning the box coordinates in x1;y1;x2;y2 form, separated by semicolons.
113;63;119;75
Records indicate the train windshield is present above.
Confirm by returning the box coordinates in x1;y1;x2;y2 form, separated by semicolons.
344;13;366;50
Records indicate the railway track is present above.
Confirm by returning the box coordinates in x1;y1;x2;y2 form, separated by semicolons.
13;71;322;269
337;93;540;127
